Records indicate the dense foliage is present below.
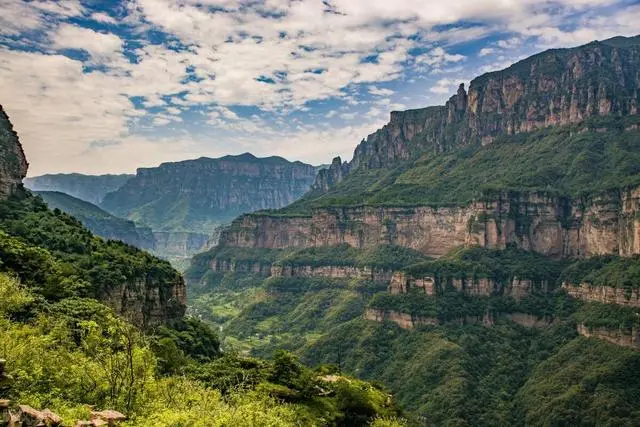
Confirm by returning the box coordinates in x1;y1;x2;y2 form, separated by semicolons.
0;191;403;426
36;190;154;250
0;192;180;303
187;243;640;424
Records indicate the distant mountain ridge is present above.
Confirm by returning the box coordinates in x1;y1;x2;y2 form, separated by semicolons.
101;152;320;233
24;173;133;204
36;190;156;249
36;191;214;261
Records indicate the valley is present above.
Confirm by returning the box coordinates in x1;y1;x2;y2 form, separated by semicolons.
182;35;640;425
3;30;640;427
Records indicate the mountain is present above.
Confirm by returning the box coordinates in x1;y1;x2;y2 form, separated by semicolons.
36;190;156;250
0;105;400;426
186;36;640;424
36;190;214;262
24;173;133;204
101;153;320;233
222;36;640;258
0;106;28;197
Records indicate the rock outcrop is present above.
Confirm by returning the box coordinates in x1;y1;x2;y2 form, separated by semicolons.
102;275;186;329
389;271;545;299
315;36;640;188
209;259;273;276
577;323;640;349
562;282;640;307
363;308;438;330
221;188;640;258
271;265;393;282
0;106;27;198
101;153;319;233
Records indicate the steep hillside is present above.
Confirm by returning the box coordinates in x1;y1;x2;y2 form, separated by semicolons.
36;190;156;250
101;153;319;233
222;36;640;259
24;173;132;204
0;104;402;426
36;190;213;262
187;35;640;424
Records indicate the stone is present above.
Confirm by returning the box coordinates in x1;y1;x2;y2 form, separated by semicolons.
91;410;126;426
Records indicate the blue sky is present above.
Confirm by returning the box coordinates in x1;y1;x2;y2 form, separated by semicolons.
0;0;639;175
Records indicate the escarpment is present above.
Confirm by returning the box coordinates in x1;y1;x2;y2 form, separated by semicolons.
222;188;640;258
101;153;319;233
0;106;28;198
314;36;640;189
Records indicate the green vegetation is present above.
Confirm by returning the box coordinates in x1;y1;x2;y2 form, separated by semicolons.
36;190;155;250
275;244;428;270
405;246;566;286
562;255;640;289
187;244;640;423
0;190;401;426
282;117;640;213
0;192;180;307
515;337;640;426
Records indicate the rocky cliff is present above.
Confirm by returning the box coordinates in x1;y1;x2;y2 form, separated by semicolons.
562;282;640;307
221;188;640;258
315;36;640;189
24;173;132;205
0;103;186;330
101;153;319;233
0;106;27;198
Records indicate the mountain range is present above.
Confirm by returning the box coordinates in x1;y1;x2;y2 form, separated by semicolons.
185;35;640;425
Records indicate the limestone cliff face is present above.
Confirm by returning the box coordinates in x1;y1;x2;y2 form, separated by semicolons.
221;188;640;258
577;323;640;349
210;258;273;276
562;282;640;307
315;36;640;188
0;106;27;198
271;264;392;282
363;308;437;330
388;271;545;299
101;153;318;233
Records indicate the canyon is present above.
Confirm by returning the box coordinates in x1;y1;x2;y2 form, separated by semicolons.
222;188;640;258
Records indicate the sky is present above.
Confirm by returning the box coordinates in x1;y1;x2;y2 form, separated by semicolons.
0;0;639;176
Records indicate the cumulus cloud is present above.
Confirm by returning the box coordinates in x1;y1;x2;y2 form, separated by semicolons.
0;0;637;174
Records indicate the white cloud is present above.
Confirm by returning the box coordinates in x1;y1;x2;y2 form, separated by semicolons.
52;24;123;62
0;0;637;175
368;86;395;96
478;47;496;56
91;12;118;25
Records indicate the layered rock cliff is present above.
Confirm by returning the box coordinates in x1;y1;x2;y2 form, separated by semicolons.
221;188;640;258
101;153;319;233
315;36;640;189
0;106;27;198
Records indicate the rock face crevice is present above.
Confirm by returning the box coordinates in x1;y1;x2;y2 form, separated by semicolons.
221;188;640;258
314;37;640;189
0;106;28;198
